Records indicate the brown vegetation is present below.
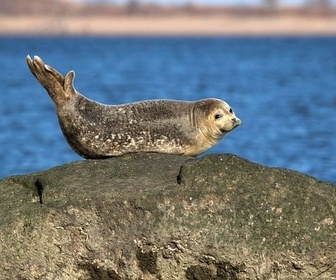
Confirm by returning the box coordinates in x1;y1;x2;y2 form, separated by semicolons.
1;0;336;35
2;0;336;16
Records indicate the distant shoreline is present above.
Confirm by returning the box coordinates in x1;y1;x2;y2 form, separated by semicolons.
1;14;336;36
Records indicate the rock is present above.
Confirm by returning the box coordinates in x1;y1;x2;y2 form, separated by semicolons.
0;153;335;279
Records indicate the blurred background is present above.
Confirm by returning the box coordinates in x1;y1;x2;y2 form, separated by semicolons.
0;0;336;183
1;0;336;35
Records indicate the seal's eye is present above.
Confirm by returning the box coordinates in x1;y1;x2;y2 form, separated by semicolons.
214;114;223;120
229;108;233;114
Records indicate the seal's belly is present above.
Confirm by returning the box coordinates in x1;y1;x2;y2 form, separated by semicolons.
59;109;196;158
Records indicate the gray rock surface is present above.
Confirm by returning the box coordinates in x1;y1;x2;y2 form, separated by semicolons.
0;153;335;279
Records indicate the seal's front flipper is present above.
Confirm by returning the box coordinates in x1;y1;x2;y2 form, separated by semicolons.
26;55;73;106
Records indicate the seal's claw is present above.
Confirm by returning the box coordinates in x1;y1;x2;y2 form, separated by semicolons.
33;55;44;64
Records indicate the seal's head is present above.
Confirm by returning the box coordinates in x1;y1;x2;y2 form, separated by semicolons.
193;98;241;152
208;99;240;135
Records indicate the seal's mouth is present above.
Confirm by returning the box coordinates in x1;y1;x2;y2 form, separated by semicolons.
220;121;240;134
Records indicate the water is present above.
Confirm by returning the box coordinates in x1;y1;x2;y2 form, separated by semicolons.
0;36;335;183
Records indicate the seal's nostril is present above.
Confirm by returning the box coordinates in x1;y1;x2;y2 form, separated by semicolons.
231;117;241;125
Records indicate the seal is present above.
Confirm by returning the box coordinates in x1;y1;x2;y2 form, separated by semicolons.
26;55;241;159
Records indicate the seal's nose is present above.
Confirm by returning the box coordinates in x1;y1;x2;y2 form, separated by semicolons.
231;117;241;125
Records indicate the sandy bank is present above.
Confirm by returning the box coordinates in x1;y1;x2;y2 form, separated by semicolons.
1;14;336;36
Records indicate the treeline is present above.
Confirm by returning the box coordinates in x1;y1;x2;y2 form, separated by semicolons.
1;0;70;14
1;0;335;16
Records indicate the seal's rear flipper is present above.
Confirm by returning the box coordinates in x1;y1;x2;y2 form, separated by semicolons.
26;55;75;106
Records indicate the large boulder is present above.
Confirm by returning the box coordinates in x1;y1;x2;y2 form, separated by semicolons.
0;153;335;279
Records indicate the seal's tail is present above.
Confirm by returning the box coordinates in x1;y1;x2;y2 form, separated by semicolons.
26;55;76;106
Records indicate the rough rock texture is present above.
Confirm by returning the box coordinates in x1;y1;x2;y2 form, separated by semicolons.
0;153;335;280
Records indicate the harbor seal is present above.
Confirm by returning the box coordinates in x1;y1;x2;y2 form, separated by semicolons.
26;55;241;158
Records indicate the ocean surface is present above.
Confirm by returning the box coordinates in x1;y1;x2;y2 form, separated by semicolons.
0;36;335;183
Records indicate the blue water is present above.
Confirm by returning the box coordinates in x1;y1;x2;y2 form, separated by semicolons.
0;36;335;183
